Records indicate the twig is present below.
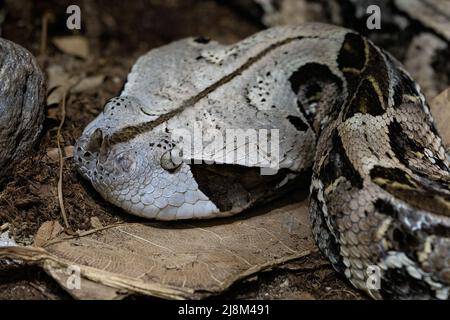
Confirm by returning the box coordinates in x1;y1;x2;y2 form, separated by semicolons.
57;89;70;230
43;222;127;247
39;12;51;59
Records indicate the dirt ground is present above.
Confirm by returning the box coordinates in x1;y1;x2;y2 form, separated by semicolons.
0;0;364;300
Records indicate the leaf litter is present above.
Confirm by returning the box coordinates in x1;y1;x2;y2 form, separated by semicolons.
0;198;317;299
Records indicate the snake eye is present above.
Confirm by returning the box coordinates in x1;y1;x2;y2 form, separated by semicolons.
160;148;183;171
115;153;135;173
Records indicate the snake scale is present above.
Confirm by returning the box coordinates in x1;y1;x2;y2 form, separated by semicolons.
74;23;450;299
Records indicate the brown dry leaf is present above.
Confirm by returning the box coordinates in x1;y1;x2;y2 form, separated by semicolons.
46;64;80;106
29;182;55;199
71;75;105;93
52;36;90;59
90;217;103;229
33;221;64;247
46;146;74;162
46;148;58;161
430;87;450;147
47;65;70;90
64;145;74;158
0;201;316;300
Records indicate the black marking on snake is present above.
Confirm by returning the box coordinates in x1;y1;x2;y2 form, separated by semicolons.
364;43;390;104
304;82;321;100
411;168;450;195
108;36;306;145
389;119;449;172
370;166;416;188
341;39;390;120
388;120;424;166
289;63;343;129
372;157;450;217
319;130;364;189
426;222;450;238
393;188;450;218
392;87;403;108
374;199;422;259
430;154;449;172
374;199;399;217
344;78;385;120
286;115;308;132
380;266;434;300
193;36;211;44
377;198;450;237
337;33;366;72
289;63;343;95
392;71;420;107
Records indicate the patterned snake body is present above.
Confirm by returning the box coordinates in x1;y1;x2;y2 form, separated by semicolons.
74;24;450;299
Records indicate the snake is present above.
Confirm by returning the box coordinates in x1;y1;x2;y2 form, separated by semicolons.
74;23;450;299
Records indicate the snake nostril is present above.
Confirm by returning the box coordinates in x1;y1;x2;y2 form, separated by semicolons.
85;128;104;153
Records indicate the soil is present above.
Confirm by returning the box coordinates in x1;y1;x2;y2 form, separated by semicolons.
0;0;364;300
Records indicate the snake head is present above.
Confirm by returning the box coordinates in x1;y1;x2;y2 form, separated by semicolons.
74;96;222;220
